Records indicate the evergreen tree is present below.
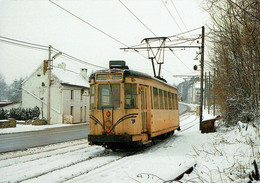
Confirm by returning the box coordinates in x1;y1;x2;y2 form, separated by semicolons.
7;78;24;103
0;73;8;101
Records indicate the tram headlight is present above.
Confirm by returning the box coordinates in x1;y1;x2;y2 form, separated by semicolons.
105;120;112;128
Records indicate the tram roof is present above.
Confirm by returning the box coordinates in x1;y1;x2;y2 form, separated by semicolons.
90;68;177;89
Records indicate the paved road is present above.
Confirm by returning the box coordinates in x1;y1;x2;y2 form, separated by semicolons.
179;103;189;115
0;124;89;153
0;103;188;153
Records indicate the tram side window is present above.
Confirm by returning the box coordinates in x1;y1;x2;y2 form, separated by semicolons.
175;94;179;109
159;89;164;109
98;84;120;109
153;87;159;109
168;92;172;109
164;90;168;109
150;87;153;109
90;85;95;110
172;93;175;110
125;84;137;109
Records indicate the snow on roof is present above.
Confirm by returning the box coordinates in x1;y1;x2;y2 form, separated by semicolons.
52;67;89;88
0;101;12;105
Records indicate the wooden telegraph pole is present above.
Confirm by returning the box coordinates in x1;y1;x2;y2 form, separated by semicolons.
199;26;205;131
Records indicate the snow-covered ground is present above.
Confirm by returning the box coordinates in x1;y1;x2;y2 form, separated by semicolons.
0;105;259;183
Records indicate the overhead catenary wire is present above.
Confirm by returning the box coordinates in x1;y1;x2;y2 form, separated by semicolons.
48;0;128;48
49;0;198;75
48;0;147;59
168;27;201;39
118;0;157;37
170;0;189;31
169;48;193;72
161;0;183;32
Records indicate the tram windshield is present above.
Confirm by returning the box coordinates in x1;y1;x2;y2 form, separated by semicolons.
98;84;120;109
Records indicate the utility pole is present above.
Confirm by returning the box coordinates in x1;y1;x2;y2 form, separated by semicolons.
47;45;52;125
204;72;207;110
213;69;216;116
208;71;211;114
199;26;205;131
46;45;62;125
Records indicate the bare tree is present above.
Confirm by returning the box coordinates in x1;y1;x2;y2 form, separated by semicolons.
204;0;260;125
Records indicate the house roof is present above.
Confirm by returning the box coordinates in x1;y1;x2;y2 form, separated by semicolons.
0;101;13;108
52;67;89;88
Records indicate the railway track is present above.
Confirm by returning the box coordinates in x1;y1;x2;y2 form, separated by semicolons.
0;104;198;183
0;139;138;183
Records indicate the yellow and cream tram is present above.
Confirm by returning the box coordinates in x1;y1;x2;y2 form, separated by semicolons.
88;61;180;148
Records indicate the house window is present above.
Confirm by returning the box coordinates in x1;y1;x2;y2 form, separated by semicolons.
70;106;74;116
71;90;74;100
80;107;83;122
80;89;84;101
84;106;86;122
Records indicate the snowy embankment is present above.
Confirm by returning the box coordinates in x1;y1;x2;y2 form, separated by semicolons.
0;104;259;183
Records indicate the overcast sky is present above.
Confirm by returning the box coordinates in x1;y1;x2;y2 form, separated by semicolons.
0;0;209;85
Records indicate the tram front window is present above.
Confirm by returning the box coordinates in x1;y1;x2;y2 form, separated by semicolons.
98;84;120;109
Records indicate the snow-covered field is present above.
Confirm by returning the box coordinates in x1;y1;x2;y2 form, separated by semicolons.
0;105;259;183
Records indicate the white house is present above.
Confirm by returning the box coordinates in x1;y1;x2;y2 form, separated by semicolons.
22;62;90;124
185;82;200;104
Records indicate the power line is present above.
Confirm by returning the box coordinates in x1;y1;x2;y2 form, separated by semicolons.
0;37;49;52
0;35;106;70
161;0;183;32
168;48;193;72
49;0;128;47
49;0;196;78
118;0;157;37
170;0;189;31
0;35;48;49
52;47;106;70
168;27;201;39
48;0;147;59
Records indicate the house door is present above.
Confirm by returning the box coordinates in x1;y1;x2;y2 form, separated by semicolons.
140;85;148;132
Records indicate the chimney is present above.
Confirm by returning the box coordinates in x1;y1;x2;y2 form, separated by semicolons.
57;62;66;71
80;68;88;79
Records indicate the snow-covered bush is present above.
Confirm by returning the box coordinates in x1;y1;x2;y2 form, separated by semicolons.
7;107;40;120
0;108;8;120
189;121;259;183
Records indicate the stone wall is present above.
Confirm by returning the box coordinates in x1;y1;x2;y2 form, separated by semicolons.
0;119;16;128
